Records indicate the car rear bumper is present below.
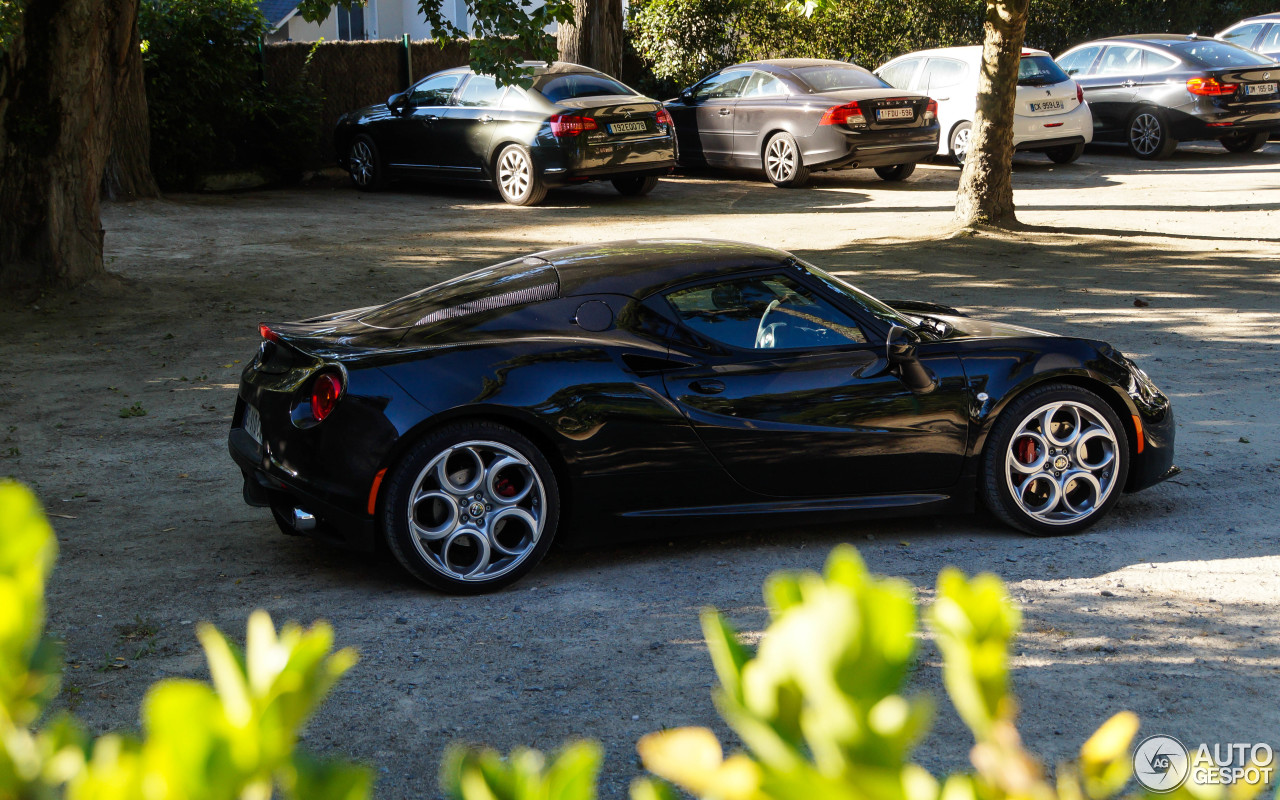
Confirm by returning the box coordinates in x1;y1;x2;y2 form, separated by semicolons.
1167;100;1280;140
544;134;677;184
1013;101;1094;147
801;122;941;170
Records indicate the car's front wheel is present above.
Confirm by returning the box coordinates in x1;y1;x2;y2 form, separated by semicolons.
1219;130;1269;153
873;163;916;181
347;135;385;191
1045;142;1085;164
382;421;560;593
980;383;1129;536
763;132;810;187
612;174;660;196
1127;109;1177;159
494;144;548;206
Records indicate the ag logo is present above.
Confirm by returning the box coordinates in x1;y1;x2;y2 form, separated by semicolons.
1133;735;1190;792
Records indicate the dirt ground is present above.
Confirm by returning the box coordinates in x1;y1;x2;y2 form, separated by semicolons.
2;140;1279;798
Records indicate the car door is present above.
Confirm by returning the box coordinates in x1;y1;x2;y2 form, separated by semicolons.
916;57;972;139
388;72;464;169
877;57;923;92
668;69;752;165
1075;45;1145;134
653;270;970;498
731;71;792;166
434;74;507;174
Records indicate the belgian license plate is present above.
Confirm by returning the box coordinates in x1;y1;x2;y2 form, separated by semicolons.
1031;99;1065;112
1246;82;1278;95
608;120;648;134
876;107;914;121
243;404;262;445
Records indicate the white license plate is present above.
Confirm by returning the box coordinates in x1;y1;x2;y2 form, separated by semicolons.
1246;82;1278;95
876;107;914;121
608;120;648;134
1030;99;1065;112
243;404;262;445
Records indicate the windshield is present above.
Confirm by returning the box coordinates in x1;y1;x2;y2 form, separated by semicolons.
1018;55;1071;86
359;259;559;329
1171;39;1277;67
794;260;914;328
789;65;888;92
534;73;637;103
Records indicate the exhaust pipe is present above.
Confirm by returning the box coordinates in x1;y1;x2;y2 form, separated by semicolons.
292;508;317;532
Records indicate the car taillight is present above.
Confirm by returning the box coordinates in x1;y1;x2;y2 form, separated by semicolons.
655;107;674;131
1076;82;1084;104
259;324;282;343
820;101;866;126
310;372;342;422
549;114;599;136
1187;77;1236;96
924;98;938;120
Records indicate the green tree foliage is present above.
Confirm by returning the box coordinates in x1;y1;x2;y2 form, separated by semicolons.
0;480;371;800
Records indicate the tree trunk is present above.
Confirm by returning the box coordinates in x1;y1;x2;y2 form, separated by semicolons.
555;0;623;77
0;0;136;293
103;10;159;201
953;0;1029;228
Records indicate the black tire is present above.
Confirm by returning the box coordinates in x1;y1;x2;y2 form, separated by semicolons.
1045;142;1085;164
874;163;916;181
980;383;1129;537
948;121;972;166
347;135;385;192
762;132;810;187
382;421;560;594
493;144;548;206
611;174;660;196
1126;108;1177;160
1219;130;1269;153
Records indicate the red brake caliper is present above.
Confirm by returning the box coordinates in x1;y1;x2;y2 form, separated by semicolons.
1016;438;1037;465
495;476;517;498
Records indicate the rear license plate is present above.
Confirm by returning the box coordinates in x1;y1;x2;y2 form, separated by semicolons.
1030;99;1065;112
876;107;914;121
243;404;262;445
1246;82;1278;96
608;120;648;134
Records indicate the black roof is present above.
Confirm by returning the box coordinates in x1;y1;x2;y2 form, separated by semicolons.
528;239;794;297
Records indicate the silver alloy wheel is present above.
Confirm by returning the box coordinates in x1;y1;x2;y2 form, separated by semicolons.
406;440;546;582
498;148;532;201
765;136;797;183
1129;113;1162;156
952;125;972;163
1005;401;1120;526
349;140;374;186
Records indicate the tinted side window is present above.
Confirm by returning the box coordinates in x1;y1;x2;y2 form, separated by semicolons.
1144;51;1179;72
1221;22;1265;47
878;58;919;90
410;73;463;105
921;58;968;90
1057;46;1101;76
664;274;866;351
455;75;505;107
742;71;788;97
1096;46;1144;75
694;69;752;100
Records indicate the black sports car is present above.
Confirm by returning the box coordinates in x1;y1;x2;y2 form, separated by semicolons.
228;240;1176;594
665;59;940;186
333;61;676;205
1056;34;1280;158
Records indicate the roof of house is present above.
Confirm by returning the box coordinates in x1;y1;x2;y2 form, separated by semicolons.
258;0;299;30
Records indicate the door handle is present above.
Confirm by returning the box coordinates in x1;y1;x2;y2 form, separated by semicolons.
718;108;732;116
935;96;950;101
479;114;495;124
688;379;725;395
1122;80;1136;88
422;114;439;123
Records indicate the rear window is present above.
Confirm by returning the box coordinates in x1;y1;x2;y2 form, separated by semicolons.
790;65;888;92
535;73;636;103
1171;40;1276;67
359;259;560;329
1018;55;1070;86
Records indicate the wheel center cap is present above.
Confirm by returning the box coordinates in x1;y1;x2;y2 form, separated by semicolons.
1053;455;1070;471
468;501;485;519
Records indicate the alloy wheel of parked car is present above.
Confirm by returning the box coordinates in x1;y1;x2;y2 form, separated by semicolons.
348;136;384;191
763;132;810;188
1045;142;1086;164
495;144;548;206
1219;130;1269;153
611;174;660;196
382;422;559;593
1127;110;1177;160
949;122;972;166
981;384;1128;536
874;163;916;181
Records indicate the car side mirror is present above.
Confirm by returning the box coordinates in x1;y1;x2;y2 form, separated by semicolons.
886;324;935;394
680;88;695;104
387;92;411;113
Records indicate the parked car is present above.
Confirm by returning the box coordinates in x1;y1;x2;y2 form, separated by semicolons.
1216;12;1280;60
875;46;1093;165
229;239;1176;593
664;59;939;187
1056;34;1280;158
333;61;676;205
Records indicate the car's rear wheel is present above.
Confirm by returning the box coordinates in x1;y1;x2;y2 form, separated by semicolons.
382;421;560;593
980;383;1129;536
1045;142;1085;164
948;122;972;166
1219;130;1269;153
612;174;660;196
874;163;916;181
348;135;385;191
1127;109;1177;159
763;132;809;187
495;144;548;206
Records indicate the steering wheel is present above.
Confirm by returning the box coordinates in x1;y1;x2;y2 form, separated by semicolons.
754;299;783;348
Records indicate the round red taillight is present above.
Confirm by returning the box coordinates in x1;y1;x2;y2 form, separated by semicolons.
311;373;342;422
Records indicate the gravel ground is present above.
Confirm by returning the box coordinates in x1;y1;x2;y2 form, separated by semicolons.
2;140;1278;798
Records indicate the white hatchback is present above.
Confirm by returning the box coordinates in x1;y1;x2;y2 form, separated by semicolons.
875;46;1094;165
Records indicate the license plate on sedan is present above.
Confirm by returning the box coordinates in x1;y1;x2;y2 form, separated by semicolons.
1030;99;1065;112
1246;82;1278;96
243;404;262;445
608;120;648;134
876;107;914;121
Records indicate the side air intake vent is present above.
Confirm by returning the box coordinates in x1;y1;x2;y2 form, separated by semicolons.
414;282;559;327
